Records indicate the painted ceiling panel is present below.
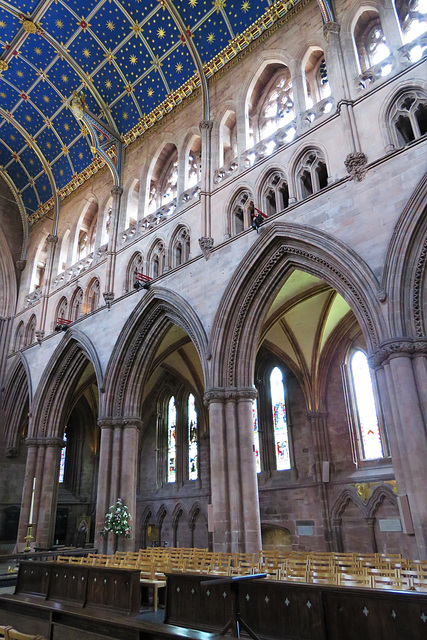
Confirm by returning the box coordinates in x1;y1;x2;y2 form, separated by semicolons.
21;185;39;212
19;145;44;177
284;290;330;370
33;171;52;201
0;0;308;221
319;293;351;352
12;100;46;136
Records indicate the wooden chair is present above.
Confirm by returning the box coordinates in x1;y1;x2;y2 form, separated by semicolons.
310;570;339;585
0;625;11;640
338;572;373;588
8;631;45;640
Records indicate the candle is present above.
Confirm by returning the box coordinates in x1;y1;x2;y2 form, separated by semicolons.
29;477;36;524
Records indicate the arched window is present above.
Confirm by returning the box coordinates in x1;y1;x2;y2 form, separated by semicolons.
296;149;328;199
148;144;178;213
188;394;198;480
167;397;177;483
354;13;390;72
252;399;261;473
76;199;98;262
220;110;237;166
25;315;37;346
58;431;67;483
126;252;144;292
70;288;83;322
55;297;68;330
304;50;331;109
230;190;254;236
187;137;201;188
389;89;427;147
349;350;384;461
270;367;291;470
396;0;427;44
14;322;24;352
86;279;100;314
150;241;166;278
262;171;289;216
171;227;190;268
259;72;294;140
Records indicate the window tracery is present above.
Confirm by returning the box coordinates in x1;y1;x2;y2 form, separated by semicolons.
14;322;24;352
188;394;198;481
296;149;328;199
396;0;427;43
262;171;289;216
126;252;144;291
167;397;177;483
86;279;100;314
260;74;294;139
26;315;37;346
354;14;390;72
55;297;68;328
270;366;291;470
230;190;254;235
150;241;166;278
389;89;427;146
171;228;190;268
70;288;83;322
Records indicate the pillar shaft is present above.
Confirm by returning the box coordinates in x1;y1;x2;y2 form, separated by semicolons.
120;421;141;550
95;421;114;552
104;186;123;300
36;439;63;548
16;442;38;548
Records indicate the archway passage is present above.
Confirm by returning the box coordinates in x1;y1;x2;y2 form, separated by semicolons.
15;338;101;551
55;362;99;546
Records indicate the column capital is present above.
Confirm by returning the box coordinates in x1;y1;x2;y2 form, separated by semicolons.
368;338;427;367
204;387;258;405
323;21;341;41
47;234;58;244
25;437;40;447
16;259;26;271
199;120;214;133
111;186;123;197
123;418;143;430
45;436;66;448
306;410;329;420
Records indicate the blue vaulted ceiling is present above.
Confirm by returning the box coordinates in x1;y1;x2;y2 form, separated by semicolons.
0;0;326;222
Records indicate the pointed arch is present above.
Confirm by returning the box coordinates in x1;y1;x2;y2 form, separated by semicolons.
331;488;369;520
30;331;103;439
209;222;384;389
103;287;209;418
382;172;427;336
367;483;399;517
1;355;31;455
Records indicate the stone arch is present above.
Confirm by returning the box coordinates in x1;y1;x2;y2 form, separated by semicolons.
103;288;209;418
382;171;427;336
30;330;104;439
1;355;31;456
331;488;368;520
188;501;208;549
367;483;398;517
378;79;427;151
209;222;384;389
124;250;144;293
140;505;152;549
288;142;330;200
169;223;191;268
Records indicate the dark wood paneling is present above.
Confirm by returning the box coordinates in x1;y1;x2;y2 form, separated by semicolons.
15;562;51;597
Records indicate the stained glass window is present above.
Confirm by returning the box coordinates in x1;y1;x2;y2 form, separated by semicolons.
188;394;198;481
58;432;67;483
167;397;177;482
350;350;383;460
270;367;291;470
252;400;261;473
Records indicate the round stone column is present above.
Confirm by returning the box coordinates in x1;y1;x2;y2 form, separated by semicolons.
16;439;38;549
95;419;114;552
120;419;142;550
37;437;64;548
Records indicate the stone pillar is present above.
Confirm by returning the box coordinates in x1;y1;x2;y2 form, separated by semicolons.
95;420;114;552
369;340;427;559
177;146;187;203
367;517;378;553
38;234;58;339
198;121;214;259
205;388;261;554
36;438;63;548
16;439;38;549
120;419;141;550
380;4;404;57
292;71;306;131
323;22;361;160
103;186;123;306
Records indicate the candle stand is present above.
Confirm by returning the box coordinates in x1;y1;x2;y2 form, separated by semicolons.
24;524;33;553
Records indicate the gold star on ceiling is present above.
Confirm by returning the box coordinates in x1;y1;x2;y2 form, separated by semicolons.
122;112;128;120
78;152;83;159
83;48;91;58
213;0;225;12
46;142;51;148
26;115;31;121
107;20;115;31
34;47;42;55
157;27;166;38
130;54;137;64
207;32;214;43
43;95;49;102
189;0;197;6
105;79;112;88
147;87;154;96
62;74;68;83
64;123;69;131
17;70;24;77
0;21;6;28
56;19;63;28
131;21;141;36
241;0;250;11
175;62;183;72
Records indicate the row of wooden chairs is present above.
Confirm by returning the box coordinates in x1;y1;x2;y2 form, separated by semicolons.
0;626;44;640
55;549;427;592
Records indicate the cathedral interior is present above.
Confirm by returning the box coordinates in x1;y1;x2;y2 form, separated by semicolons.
0;0;426;585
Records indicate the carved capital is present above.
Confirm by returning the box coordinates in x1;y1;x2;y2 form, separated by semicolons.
123;418;143;430
204;387;257;405
5;447;18;458
199;120;214;133
323;21;340;42
16;259;26;271
344;152;368;182
45;437;65;448
377;289;387;303
25;438;40;447
47;234;58;244
0;60;9;72
368;338;427;367
103;291;114;308
198;237;214;260
97;418;115;430
111;186;123;197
